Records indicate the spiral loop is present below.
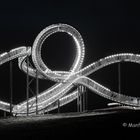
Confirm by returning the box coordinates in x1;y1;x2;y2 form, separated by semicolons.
0;24;140;116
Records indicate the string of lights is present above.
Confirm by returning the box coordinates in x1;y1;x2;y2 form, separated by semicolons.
0;24;140;116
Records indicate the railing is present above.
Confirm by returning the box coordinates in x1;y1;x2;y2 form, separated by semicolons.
0;24;140;117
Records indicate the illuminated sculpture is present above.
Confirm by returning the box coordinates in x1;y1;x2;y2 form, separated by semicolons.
0;23;140;116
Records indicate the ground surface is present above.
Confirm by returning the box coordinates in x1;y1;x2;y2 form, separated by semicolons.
0;106;139;137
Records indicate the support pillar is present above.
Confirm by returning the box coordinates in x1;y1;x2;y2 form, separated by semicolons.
10;61;13;116
36;70;39;115
26;56;29;116
85;87;88;111
82;86;87;112
58;100;60;113
118;62;121;94
77;85;83;113
77;86;80;112
4;111;6;117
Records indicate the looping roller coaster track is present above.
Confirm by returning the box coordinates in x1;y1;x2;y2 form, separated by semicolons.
0;23;140;116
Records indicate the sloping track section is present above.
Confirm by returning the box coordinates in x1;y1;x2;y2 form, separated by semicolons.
0;23;140;116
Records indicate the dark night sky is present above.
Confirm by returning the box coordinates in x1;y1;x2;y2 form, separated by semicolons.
0;0;140;116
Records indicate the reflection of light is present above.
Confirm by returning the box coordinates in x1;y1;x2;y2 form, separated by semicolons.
0;24;140;115
0;52;7;57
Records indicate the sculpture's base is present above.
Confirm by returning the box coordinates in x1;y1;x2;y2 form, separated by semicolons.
0;106;139;137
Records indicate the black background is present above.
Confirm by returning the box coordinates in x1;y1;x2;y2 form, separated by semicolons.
0;0;140;121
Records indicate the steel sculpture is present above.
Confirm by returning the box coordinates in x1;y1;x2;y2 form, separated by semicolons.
0;24;140;116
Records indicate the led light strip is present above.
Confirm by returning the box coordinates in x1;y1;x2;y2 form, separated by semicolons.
0;24;140;116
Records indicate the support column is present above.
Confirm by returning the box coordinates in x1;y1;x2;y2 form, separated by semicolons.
58;100;60;113
36;70;39;115
10;61;13;116
77;85;87;112
82;86;87;112
26;56;29;116
77;85;83;113
4;111;6;117
77;86;80;112
85;87;88;111
118;62;121;94
80;85;83;112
